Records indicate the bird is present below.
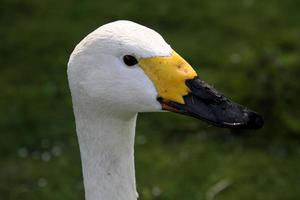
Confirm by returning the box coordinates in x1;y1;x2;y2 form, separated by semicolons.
67;20;263;200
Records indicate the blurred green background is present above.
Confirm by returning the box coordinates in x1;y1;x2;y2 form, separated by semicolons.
1;0;300;199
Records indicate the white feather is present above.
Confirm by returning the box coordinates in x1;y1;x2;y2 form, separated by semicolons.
68;20;173;200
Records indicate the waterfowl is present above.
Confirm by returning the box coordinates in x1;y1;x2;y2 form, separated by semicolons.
67;20;263;200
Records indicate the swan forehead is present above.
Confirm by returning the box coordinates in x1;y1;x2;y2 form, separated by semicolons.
73;20;172;58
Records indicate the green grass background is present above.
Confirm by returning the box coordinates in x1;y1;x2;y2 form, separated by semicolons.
1;0;300;199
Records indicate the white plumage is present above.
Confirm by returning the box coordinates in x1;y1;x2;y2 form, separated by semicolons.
68;20;172;200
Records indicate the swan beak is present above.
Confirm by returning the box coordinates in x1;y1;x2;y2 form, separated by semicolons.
139;51;264;129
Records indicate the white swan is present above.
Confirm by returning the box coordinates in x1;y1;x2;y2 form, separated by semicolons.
67;20;263;200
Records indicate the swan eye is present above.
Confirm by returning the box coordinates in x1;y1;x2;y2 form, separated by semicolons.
123;55;138;66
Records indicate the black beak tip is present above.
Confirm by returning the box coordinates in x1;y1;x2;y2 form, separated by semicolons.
246;111;264;129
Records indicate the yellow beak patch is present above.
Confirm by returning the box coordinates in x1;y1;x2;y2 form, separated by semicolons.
139;51;197;104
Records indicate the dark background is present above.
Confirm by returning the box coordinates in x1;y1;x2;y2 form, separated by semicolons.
1;0;300;199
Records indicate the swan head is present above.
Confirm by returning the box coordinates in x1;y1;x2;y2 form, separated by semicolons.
68;20;263;129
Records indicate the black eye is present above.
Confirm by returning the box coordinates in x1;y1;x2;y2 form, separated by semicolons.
123;55;138;66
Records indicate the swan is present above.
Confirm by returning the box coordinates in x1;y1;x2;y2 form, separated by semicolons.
67;20;263;200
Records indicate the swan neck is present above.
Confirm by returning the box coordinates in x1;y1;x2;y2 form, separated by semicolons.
75;110;138;200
